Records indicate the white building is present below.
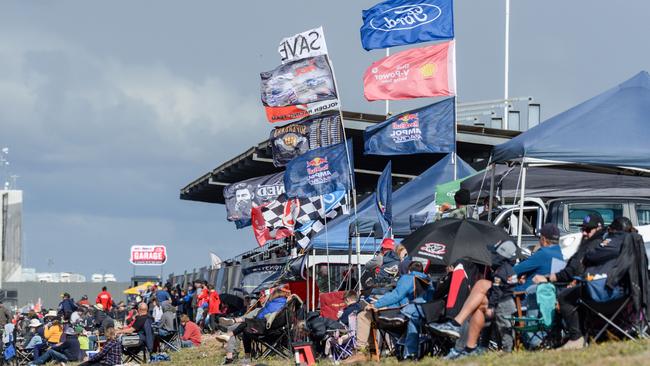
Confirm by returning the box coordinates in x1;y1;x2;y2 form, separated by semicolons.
0;190;22;285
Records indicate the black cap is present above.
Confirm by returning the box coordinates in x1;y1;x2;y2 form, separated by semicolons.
454;189;470;206
581;213;604;230
540;223;560;241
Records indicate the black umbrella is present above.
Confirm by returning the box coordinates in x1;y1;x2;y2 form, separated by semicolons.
402;218;510;268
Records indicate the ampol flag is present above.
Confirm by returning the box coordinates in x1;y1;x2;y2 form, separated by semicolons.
364;41;455;101
364;97;455;155
376;161;393;233
360;0;454;50
284;140;353;198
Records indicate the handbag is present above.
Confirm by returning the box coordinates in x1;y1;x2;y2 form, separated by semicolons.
121;334;142;347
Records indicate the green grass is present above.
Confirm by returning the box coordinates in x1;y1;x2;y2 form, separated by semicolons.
136;337;650;365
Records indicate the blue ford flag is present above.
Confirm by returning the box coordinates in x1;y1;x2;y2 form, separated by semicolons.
284;140;353;198
360;0;454;50
364;97;455;155
376;161;392;234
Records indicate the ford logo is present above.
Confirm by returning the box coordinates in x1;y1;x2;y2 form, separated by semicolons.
370;4;442;32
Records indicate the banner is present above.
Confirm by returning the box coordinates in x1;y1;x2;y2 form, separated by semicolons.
364;97;455;155
364;41;455;101
279;26;329;63
360;0;454;50
261;55;337;122
284;140;353;198
130;245;167;266
264;99;340;123
223;172;285;223
270;112;343;167
376;161;393;233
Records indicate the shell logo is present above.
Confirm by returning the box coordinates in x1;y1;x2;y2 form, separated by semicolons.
420;63;437;78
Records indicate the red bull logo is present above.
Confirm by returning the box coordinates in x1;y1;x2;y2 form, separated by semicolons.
306;156;328;168
392;113;420;129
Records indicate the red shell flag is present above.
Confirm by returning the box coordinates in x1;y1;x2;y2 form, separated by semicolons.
363;41;456;101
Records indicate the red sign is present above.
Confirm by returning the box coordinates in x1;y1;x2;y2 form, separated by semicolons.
130;245;167;265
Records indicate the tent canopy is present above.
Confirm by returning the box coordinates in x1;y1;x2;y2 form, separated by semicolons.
309;154;476;249
124;281;155;295
492;71;650;172
461;165;650;201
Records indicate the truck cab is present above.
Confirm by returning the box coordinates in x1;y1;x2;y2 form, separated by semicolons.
492;197;650;261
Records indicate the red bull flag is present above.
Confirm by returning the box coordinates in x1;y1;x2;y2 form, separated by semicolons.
363;40;456;101
284;140;353;198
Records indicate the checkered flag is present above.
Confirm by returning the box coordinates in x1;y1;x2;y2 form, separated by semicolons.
294;191;349;248
252;194;298;246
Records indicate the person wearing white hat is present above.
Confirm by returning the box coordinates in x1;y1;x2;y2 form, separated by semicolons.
43;312;63;345
23;319;43;351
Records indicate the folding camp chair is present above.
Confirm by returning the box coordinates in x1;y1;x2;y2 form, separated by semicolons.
509;283;563;349
249;295;303;361
121;335;149;364
156;318;181;353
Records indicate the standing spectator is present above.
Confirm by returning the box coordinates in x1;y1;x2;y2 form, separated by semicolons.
207;284;222;333
179;314;201;348
151;298;163;323
58;293;78;321
96;286;113;312
156;285;172;304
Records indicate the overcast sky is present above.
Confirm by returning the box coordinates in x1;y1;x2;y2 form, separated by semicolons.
1;0;649;281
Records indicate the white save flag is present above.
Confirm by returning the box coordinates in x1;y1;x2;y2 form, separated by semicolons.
210;252;222;269
278;26;328;63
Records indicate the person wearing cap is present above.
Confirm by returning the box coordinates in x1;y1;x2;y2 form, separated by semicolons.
77;295;89;307
513;223;565;292
430;240;518;358
93;303;115;335
30;326;81;365
533;213;606;349
363;238;400;288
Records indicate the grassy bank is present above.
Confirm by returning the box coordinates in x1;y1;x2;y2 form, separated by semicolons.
156;336;650;366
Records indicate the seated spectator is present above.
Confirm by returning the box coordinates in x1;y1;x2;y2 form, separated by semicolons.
179;314;201;348
156;285;172;304
430;240;518;359
532;213;607;349
514;223;564;292
30;326;81;365
317;264;339;293
338;291;362;327
158;301;176;337
77;295;90;308
43;313;64;345
395;244;412;276
79;326;121;366
117;302;154;352
93;304;115;335
23;319;43;351
346;261;432;363
217;286;291;364
363;238;400;288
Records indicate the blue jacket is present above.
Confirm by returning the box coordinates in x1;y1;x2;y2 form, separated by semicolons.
374;271;430;309
257;297;287;319
156;290;171;304
513;245;564;291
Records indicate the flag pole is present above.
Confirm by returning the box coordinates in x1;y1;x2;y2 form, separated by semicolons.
385;48;390;116
324;48;361;293
503;0;510;130
452;40;458;180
